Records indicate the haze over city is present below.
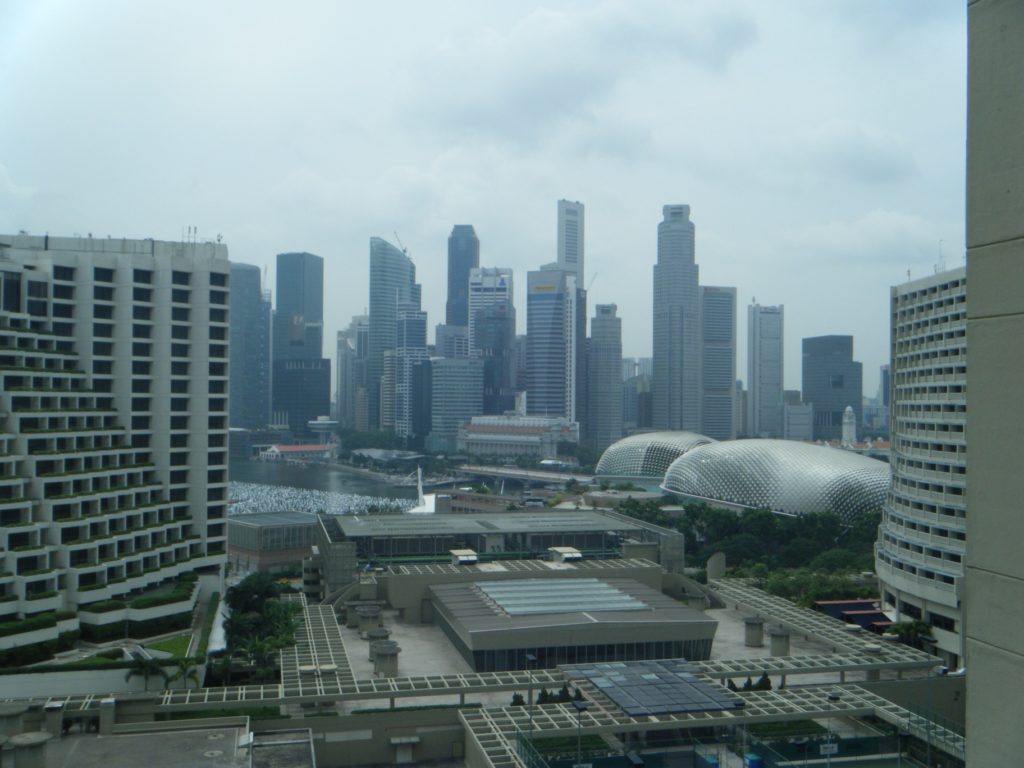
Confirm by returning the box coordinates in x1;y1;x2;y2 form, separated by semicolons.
0;1;965;388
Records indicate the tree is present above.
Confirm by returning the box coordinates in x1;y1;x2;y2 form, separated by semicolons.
124;656;168;692
511;692;525;706
726;679;738;692
225;572;280;615
741;677;753;691
169;658;201;690
537;688;550;704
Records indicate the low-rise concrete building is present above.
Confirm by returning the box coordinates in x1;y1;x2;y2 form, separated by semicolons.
228;511;318;573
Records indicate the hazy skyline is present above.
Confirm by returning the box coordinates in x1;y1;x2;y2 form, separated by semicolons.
0;1;966;390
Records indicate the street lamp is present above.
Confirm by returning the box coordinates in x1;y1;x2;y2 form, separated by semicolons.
573;700;589;768
526;653;538;739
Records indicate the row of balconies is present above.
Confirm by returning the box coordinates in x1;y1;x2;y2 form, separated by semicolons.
887;498;967;532
875;549;961;607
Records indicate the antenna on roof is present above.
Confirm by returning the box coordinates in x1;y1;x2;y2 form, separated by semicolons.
934;239;946;274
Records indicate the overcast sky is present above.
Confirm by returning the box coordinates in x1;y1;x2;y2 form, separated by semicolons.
0;1;966;392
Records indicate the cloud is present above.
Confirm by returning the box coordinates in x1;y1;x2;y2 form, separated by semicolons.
411;2;757;146
786;209;946;268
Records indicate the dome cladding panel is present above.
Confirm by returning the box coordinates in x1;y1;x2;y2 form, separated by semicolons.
661;440;890;523
596;431;716;477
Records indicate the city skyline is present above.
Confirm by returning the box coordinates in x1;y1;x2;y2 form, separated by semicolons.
0;2;966;390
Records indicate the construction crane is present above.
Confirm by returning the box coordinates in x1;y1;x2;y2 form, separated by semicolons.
587;272;598;291
393;231;408;255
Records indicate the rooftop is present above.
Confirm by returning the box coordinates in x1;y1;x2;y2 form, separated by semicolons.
477;578;648;616
332;510;644;539
227;511;319;528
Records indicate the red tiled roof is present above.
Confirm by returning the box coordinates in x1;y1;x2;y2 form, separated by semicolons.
269;444;332;452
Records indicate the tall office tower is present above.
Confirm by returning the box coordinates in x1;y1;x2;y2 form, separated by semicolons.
272;252;323;360
526;266;579;420
0;234;228;645
879;364;891;407
368;237;421;430
394;303;428;442
426;357;484;453
965;5;1024;758
747;303;784;438
467;267;514;350
445;225;479;327
273;359;331;438
699;286;737;440
734;381;747;437
875;268;967;669
336;315;368;431
801;335;863;441
475;303;517;415
229;263;271;429
652;205;700;431
272;252;329;436
586;305;623;451
556;199;585;282
435;324;469;358
514;334;528;393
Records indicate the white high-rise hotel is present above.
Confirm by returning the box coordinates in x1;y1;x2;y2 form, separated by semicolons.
0;234;228;646
875;266;966;668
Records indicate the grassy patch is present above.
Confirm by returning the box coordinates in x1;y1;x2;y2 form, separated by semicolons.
145;634;191;657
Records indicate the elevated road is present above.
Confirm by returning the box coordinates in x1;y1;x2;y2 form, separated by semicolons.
459;464;594;485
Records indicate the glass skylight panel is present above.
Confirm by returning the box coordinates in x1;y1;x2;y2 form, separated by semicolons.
476;578;648;616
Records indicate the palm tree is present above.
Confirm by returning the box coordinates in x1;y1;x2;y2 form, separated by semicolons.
169;658;200;690
124;656;168;692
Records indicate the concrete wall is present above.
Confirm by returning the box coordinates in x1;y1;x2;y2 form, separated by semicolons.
301;706;466;766
965;1;1024;764
0;662;202;698
861;677;965;726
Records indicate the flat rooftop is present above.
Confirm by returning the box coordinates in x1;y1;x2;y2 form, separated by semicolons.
332;510;643;539
430;577;715;637
227;511;319;528
477;578;648;615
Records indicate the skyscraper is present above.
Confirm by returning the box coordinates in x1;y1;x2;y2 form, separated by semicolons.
272;252;330;435
652;205;700;431
0;234;228;648
801;335;863;441
875;268;966;669
526;266;579;420
336;315;368;432
394;302;428;442
272;252;323;361
468;267;514;350
700;286;736;440
586;304;623;451
426;357;484;453
556;200;585;282
475;302;517;415
747;303;784;438
445;225;479;327
229;263;271;429
368;237;421;430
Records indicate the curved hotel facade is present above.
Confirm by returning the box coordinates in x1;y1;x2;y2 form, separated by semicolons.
874;267;967;668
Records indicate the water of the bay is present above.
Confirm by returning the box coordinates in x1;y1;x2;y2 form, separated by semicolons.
229;460;418;501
